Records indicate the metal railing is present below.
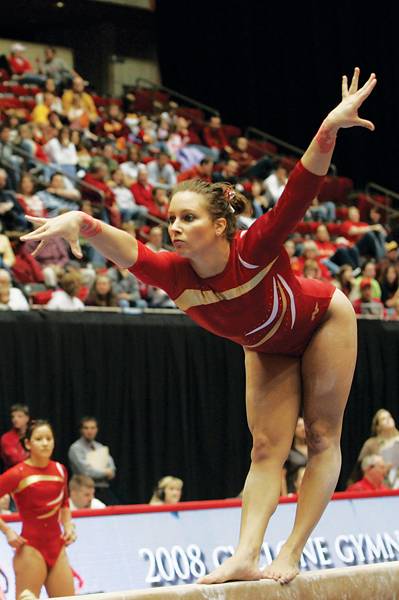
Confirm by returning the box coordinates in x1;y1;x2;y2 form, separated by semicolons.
133;78;220;117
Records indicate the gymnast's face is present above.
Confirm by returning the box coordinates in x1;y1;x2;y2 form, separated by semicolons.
26;425;54;459
168;191;225;257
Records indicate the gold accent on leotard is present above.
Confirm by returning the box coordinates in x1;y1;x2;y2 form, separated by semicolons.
14;475;64;494
174;256;278;312
244;280;287;349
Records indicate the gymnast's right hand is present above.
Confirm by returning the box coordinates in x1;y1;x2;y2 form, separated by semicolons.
20;211;84;259
5;528;27;550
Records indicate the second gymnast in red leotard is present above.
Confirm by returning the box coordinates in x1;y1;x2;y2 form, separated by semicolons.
21;67;377;585
0;420;76;598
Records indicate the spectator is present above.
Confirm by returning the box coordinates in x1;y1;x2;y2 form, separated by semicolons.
297;240;331;280
263;164;288;206
284;239;301;276
62;76;99;124
46;271;84;311
119;145;145;185
378;241;399;276
379;265;399;308
284;418;308;495
305;195;336;223
107;265;147;308
37;172;80;217
130;167;160;218
230;137;256;175
351;277;384;316
85;274;118;308
69;475;106;510
37;46;77;87
353;260;382;300
31;92;56;127
0;269;29;310
145;226;164;253
347;455;389;492
357;409;399;468
7;42;33;77
0;227;16;269
146;152;177;191
149;476;183;505
202;115;231;161
68;416;118;505
166;117;204;171
0;125;24;189
212;159;239;185
16;173;47;218
83;162;121;228
95;104;130;142
109;168;148;224
314;224;339;275
177;158;214;183
249;180;268;217
340;205;386;262
44;127;78;178
35;78;63;114
332;264;356;299
91;142;119;174
0;403;29;469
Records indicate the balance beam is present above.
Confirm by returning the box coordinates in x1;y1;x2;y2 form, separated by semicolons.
53;562;399;599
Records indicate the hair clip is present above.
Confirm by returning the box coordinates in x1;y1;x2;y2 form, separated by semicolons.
223;187;236;209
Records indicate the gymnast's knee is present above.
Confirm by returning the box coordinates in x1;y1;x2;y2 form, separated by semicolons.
305;420;341;455
250;431;287;464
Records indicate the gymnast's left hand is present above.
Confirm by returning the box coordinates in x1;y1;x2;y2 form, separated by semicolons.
62;522;77;546
325;67;377;132
20;211;84;259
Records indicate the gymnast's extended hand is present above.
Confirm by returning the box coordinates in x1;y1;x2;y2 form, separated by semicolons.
20;210;84;259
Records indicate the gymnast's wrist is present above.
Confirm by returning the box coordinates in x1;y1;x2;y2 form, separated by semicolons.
78;211;102;238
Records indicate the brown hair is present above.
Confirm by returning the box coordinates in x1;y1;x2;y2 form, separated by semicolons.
172;179;247;241
22;419;54;450
59;272;81;298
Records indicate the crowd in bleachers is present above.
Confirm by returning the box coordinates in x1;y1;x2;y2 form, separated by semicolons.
0;41;398;316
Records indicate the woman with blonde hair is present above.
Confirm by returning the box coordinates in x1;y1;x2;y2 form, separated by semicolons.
149;476;183;505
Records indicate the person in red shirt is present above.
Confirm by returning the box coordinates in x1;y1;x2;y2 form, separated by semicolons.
202;115;232;160
131;168;167;220
0;404;30;468
0;420;76;598
177;158;214;183
347;454;389;492
83;162;121;228
21;68;376;586
7;43;33;76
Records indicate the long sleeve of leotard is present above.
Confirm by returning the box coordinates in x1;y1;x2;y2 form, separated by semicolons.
239;161;324;265
128;243;178;294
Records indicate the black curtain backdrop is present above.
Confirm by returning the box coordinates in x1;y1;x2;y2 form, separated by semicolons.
0;312;398;503
155;0;399;191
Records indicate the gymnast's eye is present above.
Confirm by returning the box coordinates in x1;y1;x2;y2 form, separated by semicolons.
168;216;175;224
183;214;195;222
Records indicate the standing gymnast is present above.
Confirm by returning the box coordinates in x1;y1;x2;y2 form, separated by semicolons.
21;68;376;584
0;420;76;598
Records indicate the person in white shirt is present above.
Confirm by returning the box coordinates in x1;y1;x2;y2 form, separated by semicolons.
146;152;177;191
44;126;78;178
263;165;288;207
0;269;29;310
46;271;84;311
120;145;145;186
69;474;106;510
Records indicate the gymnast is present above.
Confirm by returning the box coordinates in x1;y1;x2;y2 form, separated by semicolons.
0;420;76;598
21;68;376;584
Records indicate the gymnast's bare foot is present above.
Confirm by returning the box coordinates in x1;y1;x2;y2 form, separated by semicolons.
197;554;263;584
262;546;300;584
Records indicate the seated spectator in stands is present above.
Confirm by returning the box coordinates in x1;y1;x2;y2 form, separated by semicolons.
284;239;301;276
249;180;268;216
166;117;204;171
263;164;288;207
352;278;384;316
31;92;57;127
332;264;356;299
284;418;307;495
91;142;119;174
230;137;256;175
68;416;118;505
96;104;130;142
37;46;78;88
149;476;183;505
0;494;12;515
0;124;24;189
379;265;399;308
35;78;64;113
83;162;121;228
107;265;147;308
0;168;27;231
23;227;69;288
69;474;106;510
378;241;399;276
304;195;336;223
297;240;331;280
151;187;169;220
18;123;51;175
7;42;44;85
202;115;232;161
303;259;321;279
46;271;84;311
85;274;118;308
0;226;15;269
130;167;160;218
347;454;389;492
177;157;214;183
212;159;239;185
145;226;165;253
353;260;382;300
340;206;386;262
109;168;148;224
44;126;78;178
17;173;47;218
38;171;81;216
0;403;29;468
120;146;145;186
65;93;92;132
146;152;177;191
62;76;99;125
0;268;29;310
71;130;92;171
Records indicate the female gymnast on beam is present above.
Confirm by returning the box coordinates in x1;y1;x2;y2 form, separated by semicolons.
0;420;76;598
21;68;376;585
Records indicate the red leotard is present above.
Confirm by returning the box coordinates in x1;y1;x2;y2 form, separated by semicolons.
129;161;336;357
0;460;69;568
